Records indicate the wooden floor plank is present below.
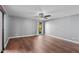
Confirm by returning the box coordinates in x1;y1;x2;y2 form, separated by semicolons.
4;35;79;53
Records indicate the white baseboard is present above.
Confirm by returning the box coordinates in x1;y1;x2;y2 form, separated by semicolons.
4;38;9;48
46;35;79;44
8;34;37;39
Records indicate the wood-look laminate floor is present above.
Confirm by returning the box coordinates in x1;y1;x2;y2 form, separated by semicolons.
4;35;79;53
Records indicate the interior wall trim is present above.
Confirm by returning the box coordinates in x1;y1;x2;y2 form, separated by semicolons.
46;35;79;44
8;34;37;39
0;5;4;53
2;11;4;52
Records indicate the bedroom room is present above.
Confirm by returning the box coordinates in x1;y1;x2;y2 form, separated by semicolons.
0;5;79;53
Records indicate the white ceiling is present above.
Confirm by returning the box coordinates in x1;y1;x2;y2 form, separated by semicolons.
4;5;79;20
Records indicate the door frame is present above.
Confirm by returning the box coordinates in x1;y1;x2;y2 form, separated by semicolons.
0;6;5;53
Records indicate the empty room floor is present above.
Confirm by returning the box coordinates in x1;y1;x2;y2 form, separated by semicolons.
4;35;79;53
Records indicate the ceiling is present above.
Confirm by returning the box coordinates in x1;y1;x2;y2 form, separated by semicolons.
3;5;79;20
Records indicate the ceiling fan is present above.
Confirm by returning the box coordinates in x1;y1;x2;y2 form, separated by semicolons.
39;13;51;19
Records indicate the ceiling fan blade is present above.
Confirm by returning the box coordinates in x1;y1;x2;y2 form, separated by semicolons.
44;15;51;18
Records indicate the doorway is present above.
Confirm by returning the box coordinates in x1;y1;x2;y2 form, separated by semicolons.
37;21;45;35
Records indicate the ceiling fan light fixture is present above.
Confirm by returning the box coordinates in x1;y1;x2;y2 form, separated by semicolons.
39;13;44;18
37;12;51;20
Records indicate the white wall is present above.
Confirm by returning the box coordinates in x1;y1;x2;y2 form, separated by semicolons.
0;11;2;52
4;14;10;48
8;16;37;37
45;14;79;42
